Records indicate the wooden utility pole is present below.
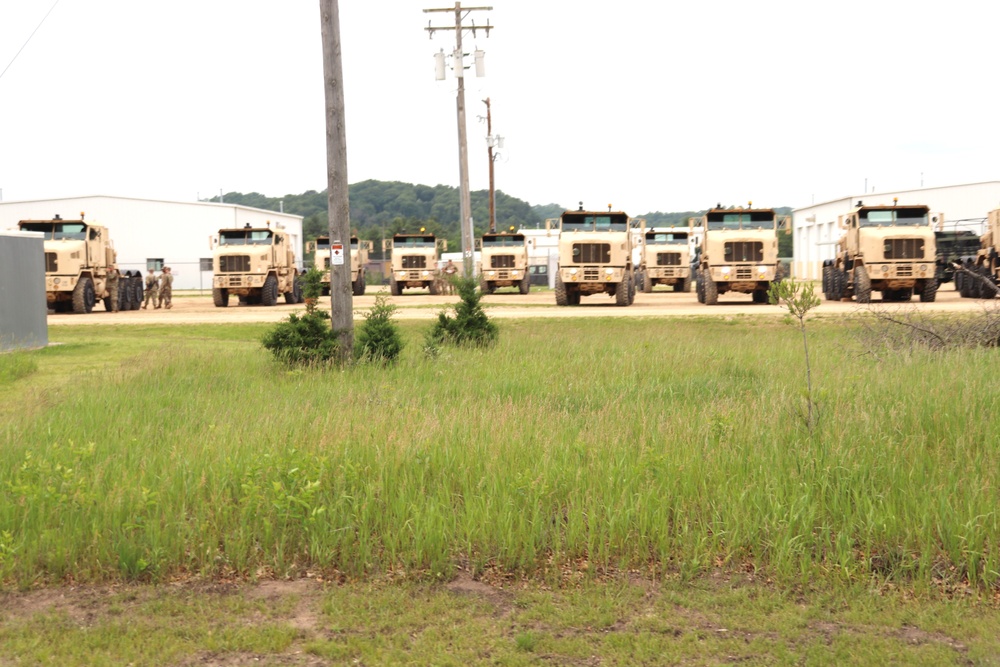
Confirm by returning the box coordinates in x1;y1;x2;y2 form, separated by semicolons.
319;0;353;359
484;97;496;233
423;3;493;276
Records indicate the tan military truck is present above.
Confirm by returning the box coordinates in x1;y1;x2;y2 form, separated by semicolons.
957;207;1000;299
476;228;530;294
554;206;635;306
822;201;938;303
694;206;784;305
384;232;447;296
638;228;691;293
211;225;302;307
18;214;143;313
306;235;373;297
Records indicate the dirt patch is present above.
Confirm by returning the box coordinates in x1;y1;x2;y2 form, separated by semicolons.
248;579;322;633
446;570;513;616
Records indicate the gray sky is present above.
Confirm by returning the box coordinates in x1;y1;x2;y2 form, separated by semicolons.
2;1;998;215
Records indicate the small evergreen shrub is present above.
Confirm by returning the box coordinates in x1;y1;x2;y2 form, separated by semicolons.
425;275;498;350
262;271;339;366
355;292;404;364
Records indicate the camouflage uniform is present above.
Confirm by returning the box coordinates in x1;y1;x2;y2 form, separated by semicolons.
143;270;159;309
106;267;120;312
157;267;173;310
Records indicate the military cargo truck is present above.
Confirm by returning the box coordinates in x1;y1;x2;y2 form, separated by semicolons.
476;228;530;294
638;228;691;293
384;232;447;296
211;225;301;307
936;229;980;287
694;206;783;305
18;214;142;313
957;207;1000;298
822;201;938;303
307;235;372;297
554;206;635;306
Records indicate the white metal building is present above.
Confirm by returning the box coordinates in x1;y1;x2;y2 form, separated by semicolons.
792;181;1000;280
0;195;304;290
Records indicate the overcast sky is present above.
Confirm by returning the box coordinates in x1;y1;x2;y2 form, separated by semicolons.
1;1;998;215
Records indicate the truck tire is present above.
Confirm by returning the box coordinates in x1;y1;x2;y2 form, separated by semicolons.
518;272;530;294
919;277;938;303
629;272;636;304
680;276;692;293
555;273;568;306
854;265;872;303
704;275;718;305
428;280;439;296
752;288;768;304
979;266;995;299
261;275;279;306
284;275;301;304
213;287;229;307
72;276;96;314
132;275;144;310
352;271;366;296
695;270;705;303
390;277;401;296
641;271;652;293
615;273;631;306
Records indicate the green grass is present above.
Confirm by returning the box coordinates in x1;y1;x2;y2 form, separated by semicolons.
1;318;999;593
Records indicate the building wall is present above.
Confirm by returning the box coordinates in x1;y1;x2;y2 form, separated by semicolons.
0;231;48;351
792;181;1000;280
0;196;303;290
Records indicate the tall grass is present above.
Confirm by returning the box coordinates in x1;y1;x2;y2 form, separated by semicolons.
0;318;998;589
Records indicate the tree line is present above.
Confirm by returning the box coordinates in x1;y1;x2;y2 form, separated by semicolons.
207;183;792;257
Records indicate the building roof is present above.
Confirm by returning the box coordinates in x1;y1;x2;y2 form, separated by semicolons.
793;180;1000;213
0;194;303;220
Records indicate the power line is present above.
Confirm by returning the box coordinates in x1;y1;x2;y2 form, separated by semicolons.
0;0;62;83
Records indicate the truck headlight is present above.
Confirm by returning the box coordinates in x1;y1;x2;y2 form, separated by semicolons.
397;271;406;278
605;268;613;275
511;270;519;276
720;266;731;275
53;277;61;285
488;270;495;276
756;265;767;274
881;265;889;274
919;264;927;273
569;268;578;275
422;270;429;276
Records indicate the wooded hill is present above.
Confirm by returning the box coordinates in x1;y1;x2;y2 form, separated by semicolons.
208;182;792;256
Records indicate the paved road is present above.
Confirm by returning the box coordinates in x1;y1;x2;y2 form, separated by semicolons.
46;285;995;326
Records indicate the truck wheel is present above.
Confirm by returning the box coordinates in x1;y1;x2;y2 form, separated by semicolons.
695;270;705;303
752;288;768;304
132;275;144;310
822;265;830;298
568;287;581;305
428;280;440;296
854;265;872;303
518;273;530;295
919;277;938;303
629;272;636;304
261;275;279;306
284;275;301;304
641;271;652;293
555;273;568;306
213;287;229;307
353;271;366;296
615;273;631;306
704;275;718;305
681;276;691;293
390;277;401;296
72;276;96;314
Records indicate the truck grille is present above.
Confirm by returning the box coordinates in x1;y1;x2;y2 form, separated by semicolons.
896;265;913;277
402;255;426;269
724;242;763;262
583;267;601;281
218;255;250;273
45;252;58;272
656;252;681;266
735;266;753;280
491;254;515;268
407;270;423;280
883;238;925;260
572;243;610;264
227;276;243;287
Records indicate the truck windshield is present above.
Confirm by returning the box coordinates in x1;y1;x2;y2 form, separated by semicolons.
561;215;628;232
395;236;435;248
18;222;87;240
645;232;687;245
315;237;330;250
706;212;775;231
220;230;274;246
482;235;525;247
860;209;929;227
350;239;359;250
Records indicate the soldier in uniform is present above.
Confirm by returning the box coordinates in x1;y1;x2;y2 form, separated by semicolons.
157;266;174;310
442;259;458;295
106;265;120;312
142;267;159;309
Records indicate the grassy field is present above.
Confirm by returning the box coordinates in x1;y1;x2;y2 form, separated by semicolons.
1;316;999;591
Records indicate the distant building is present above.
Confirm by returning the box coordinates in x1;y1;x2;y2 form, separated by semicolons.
792;181;1000;280
0;195;304;290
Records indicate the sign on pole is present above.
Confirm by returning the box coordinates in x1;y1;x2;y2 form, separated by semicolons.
331;243;345;266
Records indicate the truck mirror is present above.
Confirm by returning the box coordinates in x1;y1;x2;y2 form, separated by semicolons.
382;239;392;253
305;241;315;253
837;216;847;230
